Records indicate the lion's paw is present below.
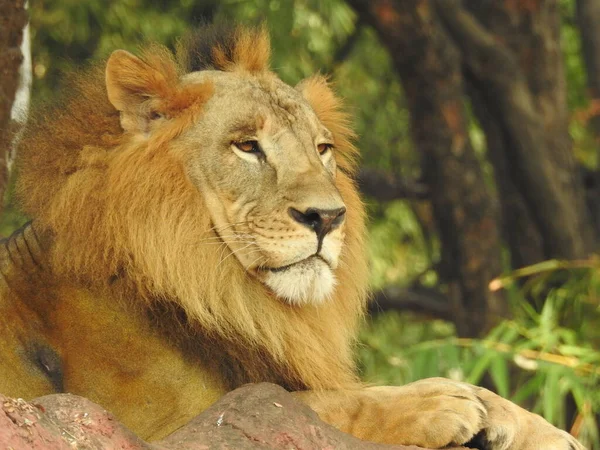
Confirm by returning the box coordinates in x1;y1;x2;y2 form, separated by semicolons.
472;385;587;450
380;378;587;450
370;378;488;448
410;389;487;448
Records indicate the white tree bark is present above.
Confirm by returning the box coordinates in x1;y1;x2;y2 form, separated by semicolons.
8;1;31;171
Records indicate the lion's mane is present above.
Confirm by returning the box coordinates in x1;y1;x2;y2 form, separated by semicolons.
16;25;370;392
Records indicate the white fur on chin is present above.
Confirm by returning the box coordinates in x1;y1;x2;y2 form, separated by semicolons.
263;258;336;305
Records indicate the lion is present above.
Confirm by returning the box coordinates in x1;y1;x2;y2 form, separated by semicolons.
0;24;584;449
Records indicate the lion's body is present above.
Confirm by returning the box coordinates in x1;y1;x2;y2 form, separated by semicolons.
0;24;585;449
0;25;367;441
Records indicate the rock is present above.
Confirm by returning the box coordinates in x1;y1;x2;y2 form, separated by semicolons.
1;383;467;450
1;393;149;449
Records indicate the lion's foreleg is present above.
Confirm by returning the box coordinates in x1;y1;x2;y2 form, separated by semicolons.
292;382;486;448
293;378;586;450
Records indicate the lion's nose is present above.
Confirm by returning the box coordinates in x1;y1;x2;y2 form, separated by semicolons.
288;206;346;238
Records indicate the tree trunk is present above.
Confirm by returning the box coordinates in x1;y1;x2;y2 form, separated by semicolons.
577;0;600;141
464;77;546;269
437;0;597;261
347;0;506;337
0;0;27;216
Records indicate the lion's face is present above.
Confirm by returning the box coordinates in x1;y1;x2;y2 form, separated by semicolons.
179;71;346;305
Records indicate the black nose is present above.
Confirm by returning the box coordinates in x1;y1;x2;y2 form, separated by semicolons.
289;206;346;237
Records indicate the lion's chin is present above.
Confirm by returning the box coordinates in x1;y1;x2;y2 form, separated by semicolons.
260;257;336;305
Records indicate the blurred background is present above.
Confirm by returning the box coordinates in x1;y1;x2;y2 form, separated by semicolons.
1;0;599;447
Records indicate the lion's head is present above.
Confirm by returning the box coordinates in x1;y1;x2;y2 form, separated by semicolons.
16;25;369;390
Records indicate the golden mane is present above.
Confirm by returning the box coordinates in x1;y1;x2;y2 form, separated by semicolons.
16;25;369;392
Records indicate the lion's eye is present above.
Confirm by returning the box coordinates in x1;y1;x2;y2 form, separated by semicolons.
235;140;261;154
317;143;334;155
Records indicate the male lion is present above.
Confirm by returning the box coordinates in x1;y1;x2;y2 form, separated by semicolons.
0;25;584;449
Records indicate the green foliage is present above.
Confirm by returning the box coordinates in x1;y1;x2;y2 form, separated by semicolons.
367;200;436;290
0;177;27;237
0;204;26;237
28;0;210;102
560;0;588;111
560;0;599;169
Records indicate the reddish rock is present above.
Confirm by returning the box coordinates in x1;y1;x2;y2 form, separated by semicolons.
1;383;466;450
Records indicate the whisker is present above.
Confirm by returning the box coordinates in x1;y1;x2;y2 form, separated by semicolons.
199;241;255;246
196;234;254;241
204;213;274;236
217;243;255;269
240;248;263;259
246;255;267;272
196;234;254;243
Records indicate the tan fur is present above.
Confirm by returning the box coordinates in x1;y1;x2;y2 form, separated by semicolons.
2;25;585;449
177;25;271;74
211;25;271;73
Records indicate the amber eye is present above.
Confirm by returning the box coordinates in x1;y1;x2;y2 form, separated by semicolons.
317;143;334;155
234;140;261;153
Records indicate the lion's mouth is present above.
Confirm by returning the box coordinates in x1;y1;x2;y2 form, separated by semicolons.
258;254;330;273
256;255;337;304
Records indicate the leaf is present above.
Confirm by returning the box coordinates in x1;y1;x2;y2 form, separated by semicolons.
557;344;591;357
489;356;510;398
466;350;495;385
542;368;562;425
512;372;545;405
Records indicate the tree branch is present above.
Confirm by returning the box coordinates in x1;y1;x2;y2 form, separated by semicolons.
0;0;27;217
577;0;600;100
462;71;545;270
368;284;451;321
358;167;428;201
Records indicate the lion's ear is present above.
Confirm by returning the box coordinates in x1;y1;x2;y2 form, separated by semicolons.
106;50;173;134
